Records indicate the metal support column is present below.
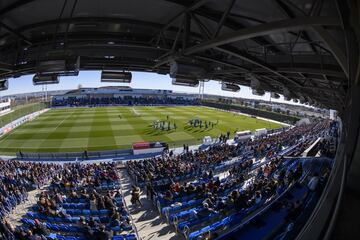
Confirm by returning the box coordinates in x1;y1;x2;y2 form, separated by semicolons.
198;81;205;99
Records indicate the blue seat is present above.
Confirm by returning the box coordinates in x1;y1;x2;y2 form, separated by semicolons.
59;225;69;232
68;226;79;232
50;224;60;231
65;237;77;240
66;209;74;214
91;210;99;214
82;210;91;215
125;234;137;240
100;216;109;223
112;236;124;240
112;226;121;232
74;209;82;215
100;209;109;215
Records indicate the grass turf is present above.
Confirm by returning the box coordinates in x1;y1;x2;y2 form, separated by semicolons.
0;106;284;154
0;102;47;128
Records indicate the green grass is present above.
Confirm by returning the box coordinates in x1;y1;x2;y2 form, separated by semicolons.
0;106;284;154
0;102;47;128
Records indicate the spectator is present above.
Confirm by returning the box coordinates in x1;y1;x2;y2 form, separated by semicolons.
131;186;142;207
94;224;113;240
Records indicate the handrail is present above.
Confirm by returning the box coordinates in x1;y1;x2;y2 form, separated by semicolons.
119;187;141;240
296;120;344;240
218;163;314;239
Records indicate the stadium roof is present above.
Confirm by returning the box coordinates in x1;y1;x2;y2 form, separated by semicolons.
0;0;351;109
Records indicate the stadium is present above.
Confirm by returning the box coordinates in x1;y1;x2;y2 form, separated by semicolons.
0;1;359;240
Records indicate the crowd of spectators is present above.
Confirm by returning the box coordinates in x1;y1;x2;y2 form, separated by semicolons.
52;96;200;107
127;120;333;186
0;160;62;240
157;158;253;206
1;162;134;240
127;143;242;183
173;155;305;238
0;160;62;221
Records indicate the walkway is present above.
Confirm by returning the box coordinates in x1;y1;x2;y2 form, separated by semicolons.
118;168;182;240
5;185;48;226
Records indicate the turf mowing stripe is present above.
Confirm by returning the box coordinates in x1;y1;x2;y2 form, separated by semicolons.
0;106;284;154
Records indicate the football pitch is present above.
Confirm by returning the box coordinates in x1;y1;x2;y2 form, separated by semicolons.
0;106;284;154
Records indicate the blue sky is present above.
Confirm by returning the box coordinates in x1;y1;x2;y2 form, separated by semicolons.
0;71;298;105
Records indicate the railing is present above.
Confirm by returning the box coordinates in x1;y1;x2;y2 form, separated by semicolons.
296;120;344;240
17;148;133;161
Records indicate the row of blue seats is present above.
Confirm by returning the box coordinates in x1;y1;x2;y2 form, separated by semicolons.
155;171;245;211
158;157;273;216
155;145;297;212
21;218;132;233
169;181;243;223
135;151;250;187
137;171;199;188
176;159;300;236
27;212;110;224
167;180;247;224
198;158;324;240
66;184;121;192
32;203;123;212
61;196;121;204
186;182;294;240
157;176;222;206
187;208;252;240
56;182;121;192
218;180;308;240
26;210;128;223
164;199;203;222
217;159;328;240
48;233;136;240
62;201;123;209
161;156;290;219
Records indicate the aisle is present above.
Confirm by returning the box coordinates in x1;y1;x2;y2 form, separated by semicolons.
118;168;182;240
5;185;48;226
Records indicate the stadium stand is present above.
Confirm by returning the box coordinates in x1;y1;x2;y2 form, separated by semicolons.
125;120;337;239
0;161;62;220
0;119;338;240
52;96;200;107
202;101;300;125
0;162;137;240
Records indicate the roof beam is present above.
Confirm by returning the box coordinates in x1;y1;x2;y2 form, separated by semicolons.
272;0;348;79
184;16;339;55
154;16;339;67
272;0;319;53
193;8;284;53
190;12;211;39
0;22;32;45
312;26;348;78
0;0;35;17
195;55;249;71
0;62;13;71
215;45;302;87
212;0;236;39
156;0;211;35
